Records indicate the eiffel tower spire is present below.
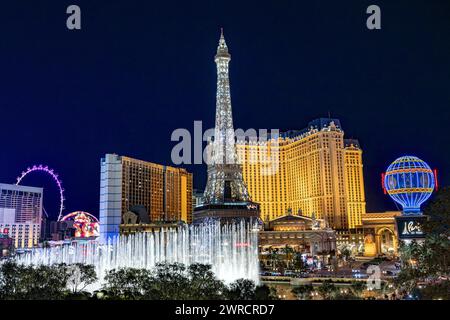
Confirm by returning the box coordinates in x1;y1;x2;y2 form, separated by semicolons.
203;29;250;204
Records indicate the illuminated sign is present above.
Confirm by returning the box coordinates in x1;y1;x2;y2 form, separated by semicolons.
395;216;427;240
0;228;9;238
235;242;250;247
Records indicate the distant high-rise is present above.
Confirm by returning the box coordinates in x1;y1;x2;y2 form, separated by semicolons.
99;154;193;242
0;183;43;248
236;118;366;230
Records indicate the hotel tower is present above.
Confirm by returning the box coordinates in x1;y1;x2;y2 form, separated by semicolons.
99;154;193;242
236;118;366;230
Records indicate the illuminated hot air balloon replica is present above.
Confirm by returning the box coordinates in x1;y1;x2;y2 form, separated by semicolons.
382;155;438;240
383;156;437;215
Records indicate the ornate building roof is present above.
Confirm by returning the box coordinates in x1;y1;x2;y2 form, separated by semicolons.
268;210;325;231
362;211;401;220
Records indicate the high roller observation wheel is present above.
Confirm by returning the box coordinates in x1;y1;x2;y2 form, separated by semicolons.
16;164;65;221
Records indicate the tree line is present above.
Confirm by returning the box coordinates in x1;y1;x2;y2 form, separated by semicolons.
0;261;278;300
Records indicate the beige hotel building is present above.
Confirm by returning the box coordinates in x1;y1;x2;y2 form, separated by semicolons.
236;118;366;230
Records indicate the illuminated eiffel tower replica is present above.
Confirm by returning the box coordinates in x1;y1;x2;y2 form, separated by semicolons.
194;29;260;223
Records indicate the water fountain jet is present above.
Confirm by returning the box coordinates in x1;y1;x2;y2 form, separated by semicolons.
14;220;260;289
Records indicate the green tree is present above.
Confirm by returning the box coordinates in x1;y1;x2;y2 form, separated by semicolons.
103;267;151;299
65;263;97;295
267;247;279;271
423;186;450;236
281;245;294;269
144;262;191;300
396;187;450;294
292;252;305;271
225;279;256;300
187;263;226;300
254;284;278;300
349;281;366;297
332;290;360;300
0;260;20;299
291;284;313;300
1;261;278;301
32;264;71;300
339;247;352;265
317;280;337;300
0;262;70;300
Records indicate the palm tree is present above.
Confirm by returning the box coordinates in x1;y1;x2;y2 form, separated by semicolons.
281;245;295;269
350;281;366;297
267;247;279;271
317;280;338;300
340;247;352;265
293;252;305;272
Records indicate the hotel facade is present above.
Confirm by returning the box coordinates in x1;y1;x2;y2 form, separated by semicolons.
99;154;193;242
0;183;43;248
236;118;366;230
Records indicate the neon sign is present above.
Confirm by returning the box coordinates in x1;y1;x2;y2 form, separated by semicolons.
396;216;426;240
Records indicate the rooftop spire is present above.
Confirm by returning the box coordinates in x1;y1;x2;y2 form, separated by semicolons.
216;27;230;58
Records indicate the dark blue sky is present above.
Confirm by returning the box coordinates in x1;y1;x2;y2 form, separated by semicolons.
0;0;449;219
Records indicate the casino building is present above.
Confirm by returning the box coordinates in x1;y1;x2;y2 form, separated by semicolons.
259;209;336;254
236;118;366;230
335;211;401;257
236;119;408;257
259;209;336;268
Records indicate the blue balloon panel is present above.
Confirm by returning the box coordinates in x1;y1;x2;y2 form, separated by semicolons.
384;156;434;214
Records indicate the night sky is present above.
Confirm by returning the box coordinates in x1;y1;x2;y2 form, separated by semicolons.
1;0;449;220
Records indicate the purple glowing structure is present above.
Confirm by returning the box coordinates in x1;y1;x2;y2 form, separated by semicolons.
16;165;65;221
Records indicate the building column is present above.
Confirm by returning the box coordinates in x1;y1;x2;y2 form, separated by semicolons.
375;232;382;256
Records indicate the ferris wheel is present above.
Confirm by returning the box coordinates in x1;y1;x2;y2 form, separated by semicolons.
16;164;66;221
